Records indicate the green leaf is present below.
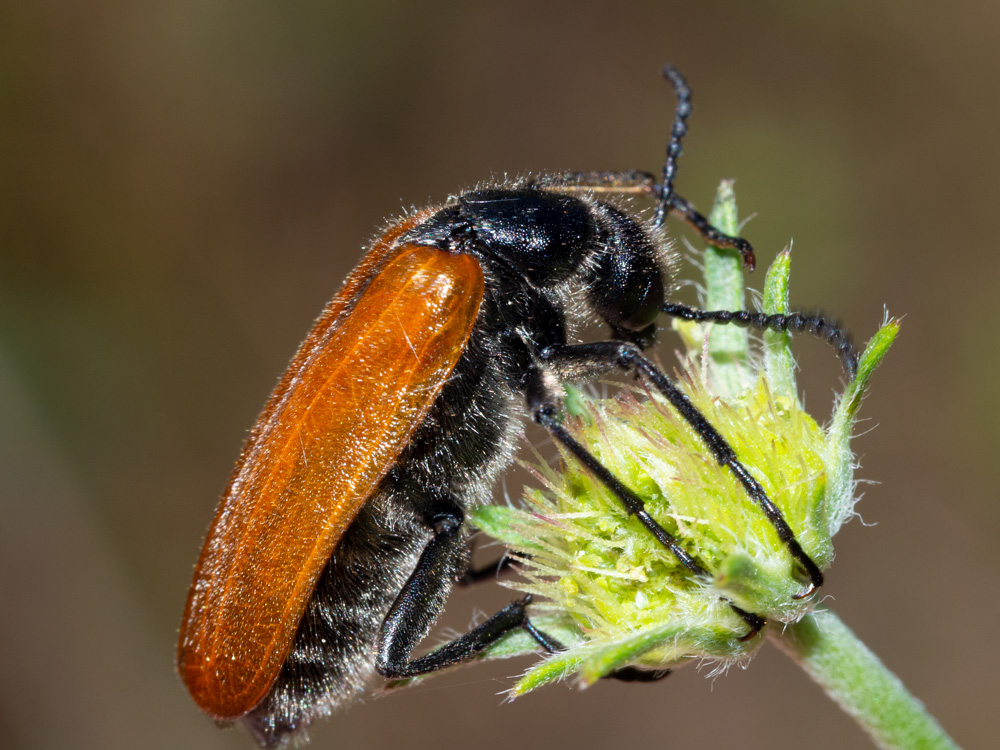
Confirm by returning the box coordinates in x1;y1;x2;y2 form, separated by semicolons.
469;505;544;551
824;320;900;534
762;247;797;403
703;180;750;396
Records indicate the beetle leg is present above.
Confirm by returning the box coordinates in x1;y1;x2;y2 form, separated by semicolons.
509;616;675;682
538;341;822;596
607;667;673;683
458;552;522;586
662;193;756;269
375;500;554;679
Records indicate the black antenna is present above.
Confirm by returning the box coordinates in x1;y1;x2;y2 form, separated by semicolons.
654;65;692;230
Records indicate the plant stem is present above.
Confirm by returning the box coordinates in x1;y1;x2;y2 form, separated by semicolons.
770;608;960;750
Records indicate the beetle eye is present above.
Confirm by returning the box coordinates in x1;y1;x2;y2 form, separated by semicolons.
618;270;664;331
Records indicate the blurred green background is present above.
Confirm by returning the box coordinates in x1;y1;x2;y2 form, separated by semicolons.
2;2;997;749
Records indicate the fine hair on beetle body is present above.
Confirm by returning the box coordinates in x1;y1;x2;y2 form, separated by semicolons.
176;65;858;748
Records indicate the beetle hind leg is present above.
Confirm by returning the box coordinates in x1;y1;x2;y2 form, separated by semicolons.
374;494;554;679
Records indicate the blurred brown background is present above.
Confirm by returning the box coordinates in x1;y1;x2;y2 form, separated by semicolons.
2;2;996;749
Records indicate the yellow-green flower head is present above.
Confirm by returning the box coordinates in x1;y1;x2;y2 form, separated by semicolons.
470;185;897;695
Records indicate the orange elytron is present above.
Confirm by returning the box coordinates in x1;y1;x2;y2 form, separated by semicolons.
178;229;484;719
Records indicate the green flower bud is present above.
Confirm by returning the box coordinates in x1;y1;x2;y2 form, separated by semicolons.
470;183;898;696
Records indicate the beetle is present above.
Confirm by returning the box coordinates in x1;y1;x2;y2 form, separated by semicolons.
177;65;857;747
